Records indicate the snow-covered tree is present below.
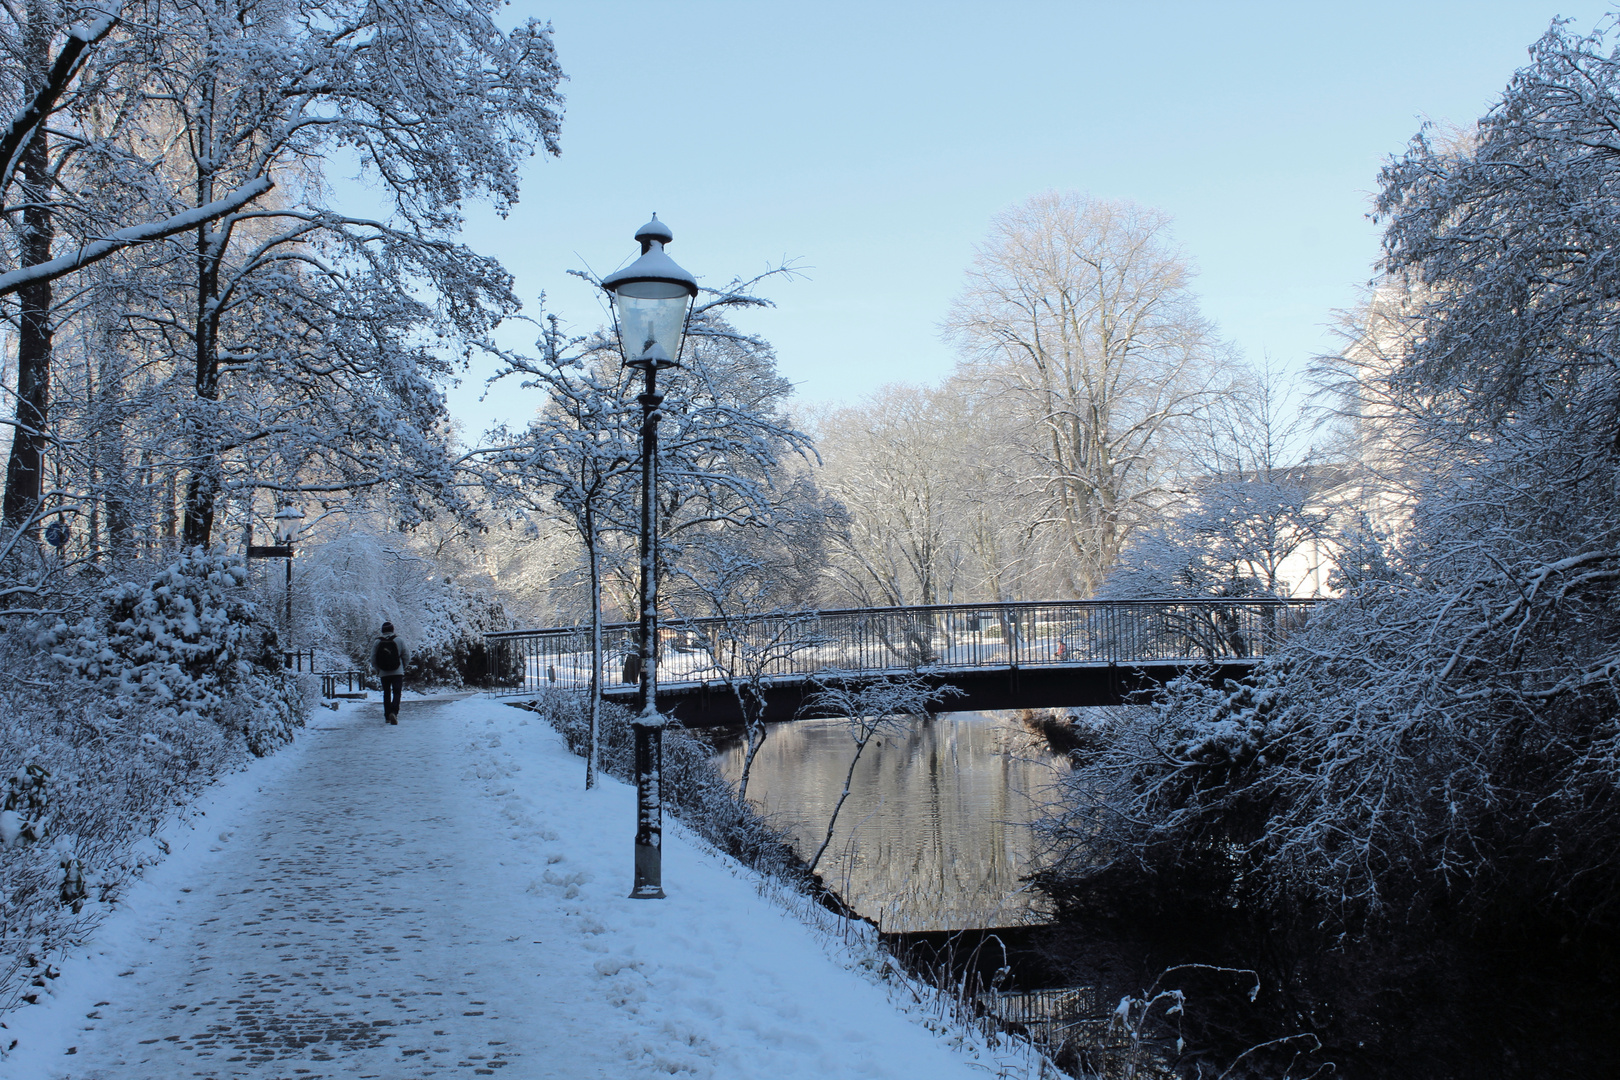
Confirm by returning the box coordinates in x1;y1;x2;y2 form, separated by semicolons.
812;378;1052;607
135;0;561;547
0;0;570;592
654;304;820;561
0;0;278;304
648;305;831;796
477;276;822;787
945;191;1233;597
812;383;966;608
477;313;640;787
1;0;564;555
1102;364;1336;601
290;527;510;684
0;0;332;534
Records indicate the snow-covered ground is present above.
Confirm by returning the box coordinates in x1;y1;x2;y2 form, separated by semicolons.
1;695;1039;1079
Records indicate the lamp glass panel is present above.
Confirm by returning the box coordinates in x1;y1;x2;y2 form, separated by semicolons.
613;288;690;364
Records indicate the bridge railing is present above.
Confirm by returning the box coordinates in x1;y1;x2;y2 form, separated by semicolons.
483;598;1318;698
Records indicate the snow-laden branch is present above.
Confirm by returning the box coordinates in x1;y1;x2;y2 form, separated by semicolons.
0;175;273;297
0;2;122;197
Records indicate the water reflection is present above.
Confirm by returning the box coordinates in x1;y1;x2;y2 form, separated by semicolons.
714;711;1070;931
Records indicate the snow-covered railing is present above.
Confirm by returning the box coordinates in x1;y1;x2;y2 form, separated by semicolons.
483;598;1320;699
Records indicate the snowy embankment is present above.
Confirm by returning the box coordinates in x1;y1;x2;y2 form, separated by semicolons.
2;694;1040;1078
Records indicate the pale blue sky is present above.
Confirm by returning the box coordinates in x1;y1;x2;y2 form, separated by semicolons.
446;2;1614;436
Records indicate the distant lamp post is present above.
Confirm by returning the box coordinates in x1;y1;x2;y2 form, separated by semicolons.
273;503;304;637
601;214;698;900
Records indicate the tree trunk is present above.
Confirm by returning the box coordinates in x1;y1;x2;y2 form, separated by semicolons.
182;466;219;547
98;351;133;560
2;10;53;535
736;683;768;802
586;513;601;790
182;84;223;549
162;465;178;542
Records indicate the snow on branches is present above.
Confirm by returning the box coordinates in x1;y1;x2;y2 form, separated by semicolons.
469;279;826;787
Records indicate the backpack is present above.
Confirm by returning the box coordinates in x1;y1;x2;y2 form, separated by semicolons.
376;637;401;671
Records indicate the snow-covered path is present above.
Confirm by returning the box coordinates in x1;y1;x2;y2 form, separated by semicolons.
8;696;1011;1079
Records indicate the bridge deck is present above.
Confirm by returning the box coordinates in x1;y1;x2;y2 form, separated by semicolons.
484;598;1313;725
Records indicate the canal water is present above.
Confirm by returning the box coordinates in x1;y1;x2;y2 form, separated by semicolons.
713;711;1071;932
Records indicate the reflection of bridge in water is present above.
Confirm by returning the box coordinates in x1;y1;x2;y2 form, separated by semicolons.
484;599;1317;726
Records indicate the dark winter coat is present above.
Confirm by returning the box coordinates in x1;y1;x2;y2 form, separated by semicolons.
372;635;407;676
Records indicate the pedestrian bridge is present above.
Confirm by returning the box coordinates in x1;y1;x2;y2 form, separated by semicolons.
483;598;1315;727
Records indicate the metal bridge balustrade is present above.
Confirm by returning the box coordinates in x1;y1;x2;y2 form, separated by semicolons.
482;599;1317;703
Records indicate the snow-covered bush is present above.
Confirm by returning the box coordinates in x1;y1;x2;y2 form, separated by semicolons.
0;550;310;1019
1099;360;1335;605
0;625;261;1017
1100;473;1333;602
40;548;299;755
290;530;511;686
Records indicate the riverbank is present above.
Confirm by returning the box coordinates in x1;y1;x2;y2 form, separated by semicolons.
1;695;1043;1078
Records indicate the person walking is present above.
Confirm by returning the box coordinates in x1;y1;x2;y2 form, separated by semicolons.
372;621;407;725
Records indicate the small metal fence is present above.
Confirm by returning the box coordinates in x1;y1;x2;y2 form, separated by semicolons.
483;598;1318;698
979;984;1108;1028
319;670;368;698
978;985;1178;1077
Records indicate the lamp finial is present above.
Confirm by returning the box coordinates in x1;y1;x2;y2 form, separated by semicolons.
634;214;674;254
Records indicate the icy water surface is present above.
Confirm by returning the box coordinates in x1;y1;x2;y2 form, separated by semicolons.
714;711;1070;932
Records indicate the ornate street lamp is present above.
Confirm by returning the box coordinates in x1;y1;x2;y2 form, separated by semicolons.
273;502;304;544
601;214;698;900
273;503;304;641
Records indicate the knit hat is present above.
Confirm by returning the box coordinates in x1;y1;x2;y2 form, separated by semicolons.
381;621;395;635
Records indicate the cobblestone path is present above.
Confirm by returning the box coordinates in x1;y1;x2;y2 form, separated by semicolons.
55;698;590;1080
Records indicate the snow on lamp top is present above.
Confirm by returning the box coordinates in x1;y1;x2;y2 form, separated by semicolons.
632;215;674;247
273;504;305;545
601;213;697;370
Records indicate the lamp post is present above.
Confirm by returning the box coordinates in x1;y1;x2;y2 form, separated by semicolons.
601;214;698;900
273;503;304;639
